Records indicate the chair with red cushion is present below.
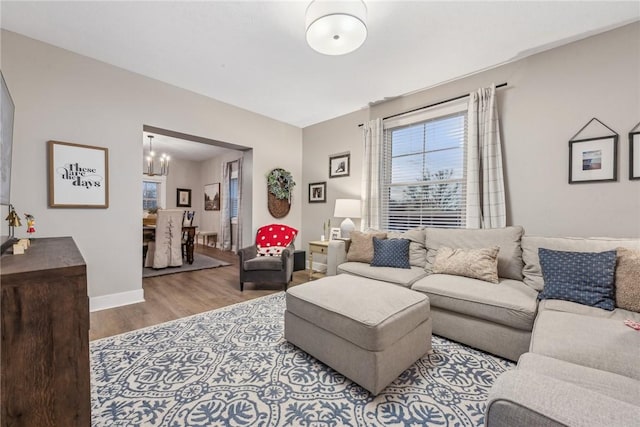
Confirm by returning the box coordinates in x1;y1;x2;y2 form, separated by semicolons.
238;224;298;291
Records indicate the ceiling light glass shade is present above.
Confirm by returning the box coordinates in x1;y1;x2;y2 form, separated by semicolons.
306;0;367;55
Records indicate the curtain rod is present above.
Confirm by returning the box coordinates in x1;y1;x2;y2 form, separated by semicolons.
357;82;508;127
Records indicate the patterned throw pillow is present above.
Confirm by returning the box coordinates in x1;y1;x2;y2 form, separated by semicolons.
370;237;411;269
432;246;500;284
538;248;617;310
615;247;640;312
256;224;298;257
347;231;387;263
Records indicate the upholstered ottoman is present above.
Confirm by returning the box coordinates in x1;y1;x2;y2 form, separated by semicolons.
285;275;432;394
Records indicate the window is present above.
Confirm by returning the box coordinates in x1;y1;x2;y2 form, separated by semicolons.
142;176;166;212
229;177;238;219
381;104;467;231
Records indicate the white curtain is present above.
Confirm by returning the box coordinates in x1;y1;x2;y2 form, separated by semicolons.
361;118;383;230
466;84;506;229
235;156;243;252
220;161;232;250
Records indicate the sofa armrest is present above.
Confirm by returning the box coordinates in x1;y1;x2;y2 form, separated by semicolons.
327;239;348;276
238;245;257;263
486;370;640;427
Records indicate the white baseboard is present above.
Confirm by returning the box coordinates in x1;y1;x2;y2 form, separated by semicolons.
90;289;145;312
307;261;327;273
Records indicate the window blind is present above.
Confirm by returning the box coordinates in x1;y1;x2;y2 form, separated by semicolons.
381;110;467;231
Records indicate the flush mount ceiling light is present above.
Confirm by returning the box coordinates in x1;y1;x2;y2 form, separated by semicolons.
306;0;367;55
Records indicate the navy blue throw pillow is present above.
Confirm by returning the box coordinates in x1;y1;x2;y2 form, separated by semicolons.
371;237;411;269
538;248;617;310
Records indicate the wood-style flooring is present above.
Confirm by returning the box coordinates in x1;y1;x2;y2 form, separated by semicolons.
89;245;312;341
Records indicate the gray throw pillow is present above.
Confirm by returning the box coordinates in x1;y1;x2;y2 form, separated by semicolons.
387;228;427;268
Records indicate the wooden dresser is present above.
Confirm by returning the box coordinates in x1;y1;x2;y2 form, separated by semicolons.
1;237;90;426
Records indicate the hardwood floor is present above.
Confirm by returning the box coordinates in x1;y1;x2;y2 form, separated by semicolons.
89;245;312;341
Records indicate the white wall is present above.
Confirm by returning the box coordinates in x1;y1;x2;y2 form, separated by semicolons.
2;30;302;307
302;22;640;253
165;158;201;212
198;150;245;240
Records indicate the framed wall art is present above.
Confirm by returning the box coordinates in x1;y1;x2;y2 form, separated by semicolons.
308;181;326;203
568;118;618;184
204;183;220;210
329;152;350;178
177;188;192;207
629;122;640;180
48;140;109;208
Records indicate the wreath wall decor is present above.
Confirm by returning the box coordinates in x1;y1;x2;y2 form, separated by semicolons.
267;168;296;218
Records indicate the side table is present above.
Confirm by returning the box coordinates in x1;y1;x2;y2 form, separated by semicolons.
308;240;329;280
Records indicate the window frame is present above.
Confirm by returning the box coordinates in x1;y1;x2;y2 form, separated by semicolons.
381;100;468;231
229;169;239;223
142;175;167;212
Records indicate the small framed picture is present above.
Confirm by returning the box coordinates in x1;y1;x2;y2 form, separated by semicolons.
177;188;192;207
329;227;341;240
48;140;109;208
630;129;640;180
569;136;617;184
329;152;350;178
204;183;220;210
308;181;326;203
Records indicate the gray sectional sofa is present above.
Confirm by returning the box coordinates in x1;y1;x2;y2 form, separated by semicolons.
325;227;640;426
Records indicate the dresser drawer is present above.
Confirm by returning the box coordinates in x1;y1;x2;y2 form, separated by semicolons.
309;243;328;254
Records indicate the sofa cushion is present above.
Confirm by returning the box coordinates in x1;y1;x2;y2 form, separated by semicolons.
432;246;499;283
243;256;283;271
347;230;387;263
517;353;640;407
338;262;427;287
538;248;617;310
425;226;524;280
530;310;640;381
522;236;640;292
616;247;640;312
537;299;640;321
387;228;427;268
371;237;411;269
286;275;430;351
411;274;538;331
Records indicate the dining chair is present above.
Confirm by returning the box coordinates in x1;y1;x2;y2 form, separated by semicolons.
144;209;184;269
182;211;196;260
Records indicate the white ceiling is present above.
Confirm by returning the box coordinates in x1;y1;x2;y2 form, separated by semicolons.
2;1;639;129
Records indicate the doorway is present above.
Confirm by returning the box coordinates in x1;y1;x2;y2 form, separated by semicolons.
141;125;253;269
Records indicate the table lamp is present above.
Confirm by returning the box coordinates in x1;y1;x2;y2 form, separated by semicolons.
334;199;361;238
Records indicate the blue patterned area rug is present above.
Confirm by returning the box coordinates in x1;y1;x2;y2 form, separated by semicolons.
91;293;513;426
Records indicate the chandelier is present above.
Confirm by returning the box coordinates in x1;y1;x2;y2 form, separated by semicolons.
144;135;170;176
305;0;367;56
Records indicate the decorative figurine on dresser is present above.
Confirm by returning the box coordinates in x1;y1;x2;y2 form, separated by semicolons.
1;236;90;426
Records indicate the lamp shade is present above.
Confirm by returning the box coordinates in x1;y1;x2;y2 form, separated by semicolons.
334;199;361;218
305;0;367;55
